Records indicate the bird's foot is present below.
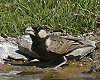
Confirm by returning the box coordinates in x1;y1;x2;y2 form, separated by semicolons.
54;56;67;69
54;61;67;69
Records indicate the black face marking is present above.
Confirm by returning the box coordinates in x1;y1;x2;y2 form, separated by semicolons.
30;24;53;37
30;25;44;37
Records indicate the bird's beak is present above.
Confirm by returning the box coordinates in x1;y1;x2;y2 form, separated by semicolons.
25;27;35;36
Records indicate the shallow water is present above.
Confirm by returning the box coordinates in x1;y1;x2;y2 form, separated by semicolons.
0;65;99;80
0;72;99;80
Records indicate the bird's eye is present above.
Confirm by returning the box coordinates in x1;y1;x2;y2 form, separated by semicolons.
37;28;41;31
37;27;44;31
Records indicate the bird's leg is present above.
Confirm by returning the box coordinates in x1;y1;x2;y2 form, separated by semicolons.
54;56;67;69
63;56;67;61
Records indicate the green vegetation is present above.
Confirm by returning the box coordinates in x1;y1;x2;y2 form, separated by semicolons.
0;0;100;36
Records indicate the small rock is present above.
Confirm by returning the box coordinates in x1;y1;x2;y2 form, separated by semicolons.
0;36;5;42
0;39;27;64
18;35;32;52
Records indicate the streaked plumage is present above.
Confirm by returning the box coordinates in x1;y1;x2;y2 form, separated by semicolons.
25;25;96;62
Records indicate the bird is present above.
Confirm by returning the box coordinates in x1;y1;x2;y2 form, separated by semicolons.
25;25;96;68
18;25;54;61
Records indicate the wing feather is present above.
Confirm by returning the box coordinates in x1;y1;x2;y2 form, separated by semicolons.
47;36;85;54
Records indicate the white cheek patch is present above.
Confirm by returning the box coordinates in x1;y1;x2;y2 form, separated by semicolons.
46;37;51;46
38;30;47;38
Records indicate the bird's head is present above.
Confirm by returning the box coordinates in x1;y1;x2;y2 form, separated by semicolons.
25;25;48;38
